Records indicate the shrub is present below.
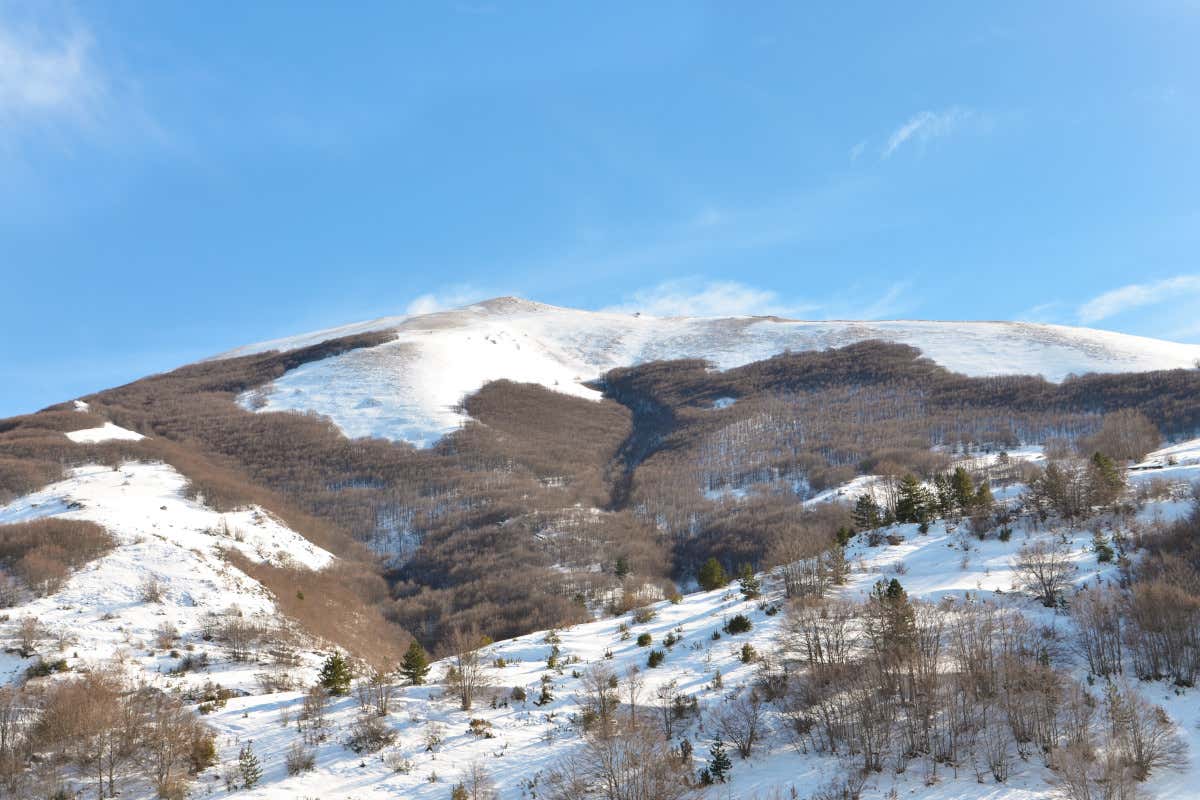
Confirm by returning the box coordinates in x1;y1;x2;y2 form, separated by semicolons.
631;607;657;624
724;614;753;635
348;714;397;753
647;649;666;668
285;741;315;775
636;632;652;647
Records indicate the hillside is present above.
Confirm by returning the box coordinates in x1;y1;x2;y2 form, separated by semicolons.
0;301;1198;798
0;439;1197;798
220;297;1200;447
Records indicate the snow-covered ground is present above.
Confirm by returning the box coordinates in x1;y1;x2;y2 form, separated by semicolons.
64;421;146;443
186;485;1198;800
0;462;333;688
222;297;1200;447
1;453;1197;799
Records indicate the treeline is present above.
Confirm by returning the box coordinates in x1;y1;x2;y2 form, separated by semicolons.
601;342;1194;575
0;519;116;603
0;670;215;799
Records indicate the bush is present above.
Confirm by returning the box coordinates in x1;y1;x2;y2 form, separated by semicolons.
631;607;657;624
348;714;396;753
724;614;753;635
636;632;652;647
285;741;316;775
0;519;115;597
647;649;666;668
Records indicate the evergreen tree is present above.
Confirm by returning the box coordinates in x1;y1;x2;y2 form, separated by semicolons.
950;467;975;514
400;640;431;686
697;557;729;592
319;651;353;696
614;556;630;580
866;579;916;661
708;739;732;782
1087;451;1124;508
895;474;932;523
451;783;469;800
852;494;882;531
834;526;854;547
737;564;760;600
932;473;955;516
238;743;262;789
974;481;994;510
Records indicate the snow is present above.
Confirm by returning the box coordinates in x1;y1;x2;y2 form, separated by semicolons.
180;488;1198;800
1131;438;1200;486
65;421;145;443
0;459;1198;798
220;297;1200;447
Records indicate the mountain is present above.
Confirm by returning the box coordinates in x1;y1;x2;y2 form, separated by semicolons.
2;298;1200;799
217;297;1200;447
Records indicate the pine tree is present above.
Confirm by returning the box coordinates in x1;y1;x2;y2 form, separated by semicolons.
400;640;431;686
697;557;729;592
737;564;760;600
238;743;262;789
614;556;630;579
1087;451;1124;508
895;474;932;523
852;494;882;531
866;579;916;661
974;481;994;510
950;467;975;514
932;473;954;516
319;651;352;696
708;739;732;782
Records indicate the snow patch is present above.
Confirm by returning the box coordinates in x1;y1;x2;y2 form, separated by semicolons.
65;422;145;443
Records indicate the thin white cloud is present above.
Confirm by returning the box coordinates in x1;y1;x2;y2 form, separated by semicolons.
849;139;867;162
603;278;911;321
603;278;811;318
405;285;494;316
0;15;103;130
1077;274;1200;324
882;107;974;159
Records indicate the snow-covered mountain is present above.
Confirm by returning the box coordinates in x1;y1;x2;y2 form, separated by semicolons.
2;440;1198;799
217;297;1200;447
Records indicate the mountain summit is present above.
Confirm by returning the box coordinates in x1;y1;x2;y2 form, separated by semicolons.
218;297;1200;447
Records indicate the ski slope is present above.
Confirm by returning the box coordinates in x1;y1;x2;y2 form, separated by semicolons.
219;297;1200;447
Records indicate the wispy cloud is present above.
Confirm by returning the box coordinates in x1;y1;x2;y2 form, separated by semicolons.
603;278;812;318
1077;274;1200;324
404;285;495;315
603;278;912;321
0;13;104;135
882;106;975;159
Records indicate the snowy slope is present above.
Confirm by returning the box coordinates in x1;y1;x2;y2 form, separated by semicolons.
219;297;1200;447
0;462;334;685
182;483;1199;800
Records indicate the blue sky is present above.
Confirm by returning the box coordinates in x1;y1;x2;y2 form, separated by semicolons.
2;1;1199;416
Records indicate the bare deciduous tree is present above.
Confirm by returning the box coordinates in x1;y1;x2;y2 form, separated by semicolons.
1013;539;1074;607
445;626;491;712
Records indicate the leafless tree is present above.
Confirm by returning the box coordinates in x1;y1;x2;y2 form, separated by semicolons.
1070;585;1123;677
456;759;499;800
623;665;643;727
713;688;766;759
445;626;491;712
543;723;695;800
578;664;620;739
1012;539;1074;607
